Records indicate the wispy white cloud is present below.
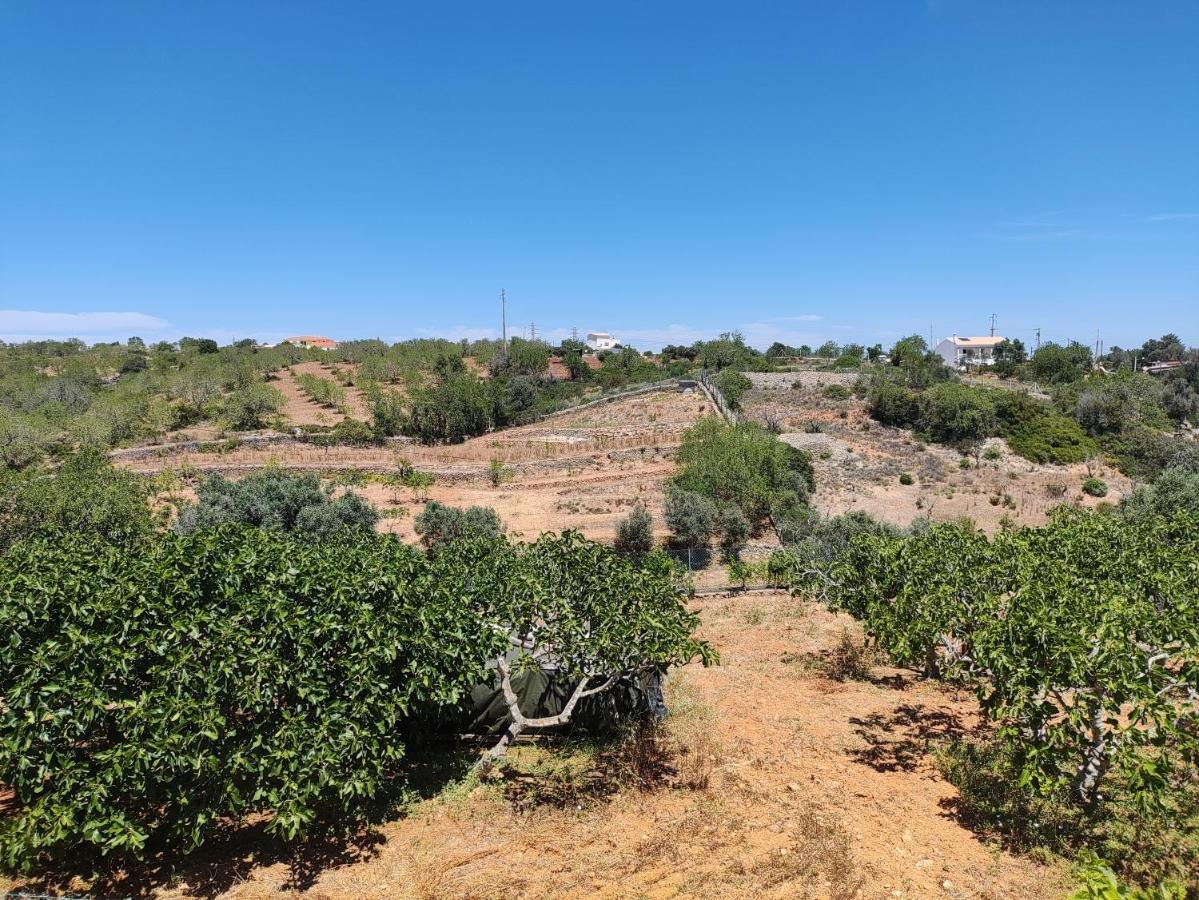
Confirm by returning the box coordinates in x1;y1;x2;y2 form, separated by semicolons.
1142;212;1199;222
0;309;169;343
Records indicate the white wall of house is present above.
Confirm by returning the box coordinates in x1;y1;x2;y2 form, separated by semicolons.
586;331;618;351
935;336;1003;370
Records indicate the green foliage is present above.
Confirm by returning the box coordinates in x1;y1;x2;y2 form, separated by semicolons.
365;385;406;437
921;382;997;445
1083;477;1108;497
899;472;913;485
1120;467;1199;521
0;525;714;870
1074;375;1169;437
664;487;718;550
0;528;503;867
0;448;158;551
488;455;513;487
329;416;377;445
614;503;653;555
717;504;750;560
173;470;378;537
406;374;494;443
221;380;284;430
672;418;812;527
1031;341;1094;384
822;383;852;401
1070;857;1187;899
294;371;347;411
1005;414;1096;465
412;500;502;555
489;337;550;379
727;556;753;589
992;338;1027;378
822;509;1199;865
712;369;752;410
867;377;922;427
1105;428;1199;481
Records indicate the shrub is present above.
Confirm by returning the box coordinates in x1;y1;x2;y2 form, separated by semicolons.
664;487;718;551
922;382;997;445
488;455;513;487
899;472;914;485
1082;477;1108;498
824;629;873;681
867;377;921;428
294;371;347;411
412;501;502;555
406;375;494;444
0;447;158;551
1006;414;1096;465
983;446;1003;461
672;418;812;527
712;369;753;410
0;528;503;868
1120;467;1199;521
0;528;714;868
174;470;378;537
822;383;852;401
221;381;284;430
614;503;653;555
330;417;376;445
717;505;750;560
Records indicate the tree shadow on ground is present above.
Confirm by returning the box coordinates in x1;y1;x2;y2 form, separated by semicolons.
7;746;479;899
847;703;976;773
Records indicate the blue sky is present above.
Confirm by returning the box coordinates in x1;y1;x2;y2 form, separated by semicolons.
1;1;1196;351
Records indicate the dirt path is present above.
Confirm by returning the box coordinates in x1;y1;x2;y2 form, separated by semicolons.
114;593;1065;900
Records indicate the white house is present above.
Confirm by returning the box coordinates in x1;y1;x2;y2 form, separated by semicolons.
935;335;1005;370
586;331;618;351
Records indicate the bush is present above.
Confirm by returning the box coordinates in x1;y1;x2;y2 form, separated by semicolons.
174;470;378;537
0;528;503;868
406;375;494;444
867;377;921;428
1005;414;1096;465
899;472;914;486
330;417;376;445
822;383;852;401
412;501;502;555
0;447;157;551
0;528;714;868
712;369;753;410
614;503;653;555
1082;477;1108;498
664;487;718;551
221;381;284;430
672;418;812;527
717;505;750;560
922;382;996;445
1120;467;1199;521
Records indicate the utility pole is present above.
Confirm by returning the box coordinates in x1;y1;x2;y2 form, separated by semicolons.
571;325;578;343
500;289;508;354
529;321;537;343
1034;328;1041;353
989;313;997;337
